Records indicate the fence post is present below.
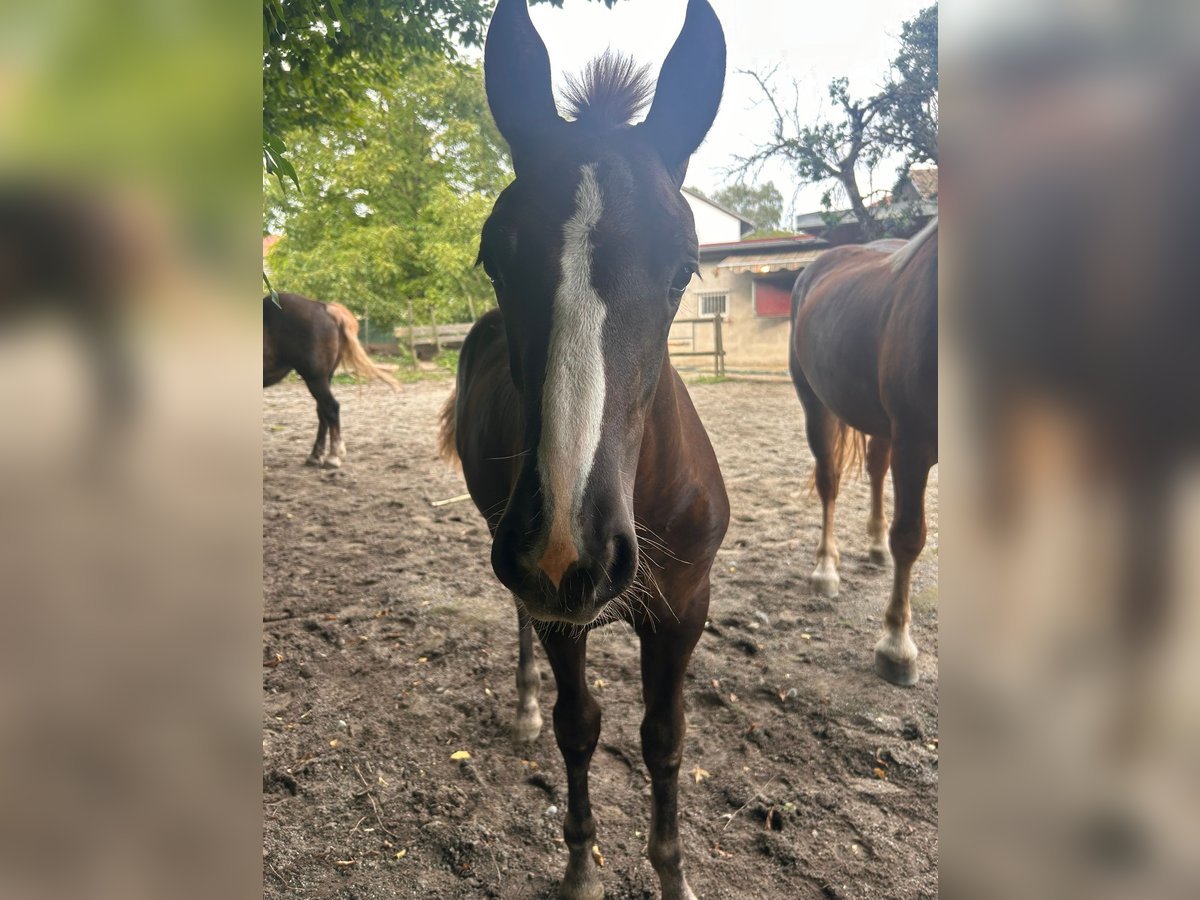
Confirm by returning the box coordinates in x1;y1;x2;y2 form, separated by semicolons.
720;313;726;376
714;313;724;377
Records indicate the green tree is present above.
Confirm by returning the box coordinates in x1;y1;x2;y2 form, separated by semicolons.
265;57;507;332
262;0;621;183
710;181;784;231
737;3;938;239
877;4;937;164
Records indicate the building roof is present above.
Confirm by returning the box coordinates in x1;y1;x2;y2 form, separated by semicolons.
793;200;938;241
681;187;756;227
908;165;939;200
699;233;824;258
716;249;825;274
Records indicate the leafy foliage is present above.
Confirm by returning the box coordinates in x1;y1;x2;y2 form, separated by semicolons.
737;3;937;239
262;0;622;176
264;1;489;141
265;57;508;330
709;181;784;231
877;4;938;164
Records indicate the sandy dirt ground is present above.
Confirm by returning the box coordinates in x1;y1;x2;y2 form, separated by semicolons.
263;376;938;899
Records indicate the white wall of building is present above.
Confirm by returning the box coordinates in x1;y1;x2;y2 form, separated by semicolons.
683;192;745;245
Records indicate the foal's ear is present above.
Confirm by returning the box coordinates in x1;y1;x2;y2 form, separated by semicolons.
484;0;563;173
640;0;726;184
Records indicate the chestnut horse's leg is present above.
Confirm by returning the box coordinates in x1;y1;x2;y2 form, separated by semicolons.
541;631;603;900
875;435;934;685
797;379;844;596
512;605;543;742
866;435;892;566
638;601;706;900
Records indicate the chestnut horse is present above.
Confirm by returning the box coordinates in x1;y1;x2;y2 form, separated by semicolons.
438;2;728;897
789;219;937;685
263;292;397;468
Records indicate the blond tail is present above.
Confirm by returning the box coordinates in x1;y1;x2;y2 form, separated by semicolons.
807;419;868;493
437;389;459;468
325;302;400;390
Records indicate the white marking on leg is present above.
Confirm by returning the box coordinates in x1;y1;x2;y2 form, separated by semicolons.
538;164;607;584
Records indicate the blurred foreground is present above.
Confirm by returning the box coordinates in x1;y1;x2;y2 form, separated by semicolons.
944;2;1200;897
0;2;260;899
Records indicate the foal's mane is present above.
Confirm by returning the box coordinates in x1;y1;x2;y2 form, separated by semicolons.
561;52;655;129
889;216;938;273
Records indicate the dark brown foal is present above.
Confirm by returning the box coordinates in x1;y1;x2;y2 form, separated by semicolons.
439;3;729;896
789;221;938;685
263;292;397;468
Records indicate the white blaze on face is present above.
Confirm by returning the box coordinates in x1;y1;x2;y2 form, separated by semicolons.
538;164;607;580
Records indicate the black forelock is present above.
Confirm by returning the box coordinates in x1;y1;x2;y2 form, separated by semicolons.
560;52;655;131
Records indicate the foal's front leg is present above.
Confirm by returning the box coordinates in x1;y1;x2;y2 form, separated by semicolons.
541;631;603;900
512;605;543;742
639;606;705;900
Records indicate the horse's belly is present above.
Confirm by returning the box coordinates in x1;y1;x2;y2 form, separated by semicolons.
797;329;891;436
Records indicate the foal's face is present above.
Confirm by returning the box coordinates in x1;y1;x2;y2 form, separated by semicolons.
479;0;725;624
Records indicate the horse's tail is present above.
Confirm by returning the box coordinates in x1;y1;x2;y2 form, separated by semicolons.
325;302;400;390
808;418;868;494
437;389;460;468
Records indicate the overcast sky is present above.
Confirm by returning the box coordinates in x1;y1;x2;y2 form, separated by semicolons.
512;0;930;220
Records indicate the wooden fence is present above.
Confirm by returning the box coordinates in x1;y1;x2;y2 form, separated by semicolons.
667;314;726;377
361;313;726;375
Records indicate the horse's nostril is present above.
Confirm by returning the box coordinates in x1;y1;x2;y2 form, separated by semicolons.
607;532;637;590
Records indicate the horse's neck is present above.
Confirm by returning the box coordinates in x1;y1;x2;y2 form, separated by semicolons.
638;356;686;472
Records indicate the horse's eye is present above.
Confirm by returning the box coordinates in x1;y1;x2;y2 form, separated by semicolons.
669;264;695;296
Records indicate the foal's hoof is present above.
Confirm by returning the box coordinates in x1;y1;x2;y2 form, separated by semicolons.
560;846;604;900
513;708;543;743
322;456;342;469
559;872;604;900
868;545;890;567
661;876;698;900
304;455;323;467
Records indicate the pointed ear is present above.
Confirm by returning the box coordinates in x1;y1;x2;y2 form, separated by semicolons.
485;0;563;173
640;0;726;184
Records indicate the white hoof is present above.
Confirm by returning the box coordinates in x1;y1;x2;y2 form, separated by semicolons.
513;707;543;743
322;456;342;469
810;557;841;597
